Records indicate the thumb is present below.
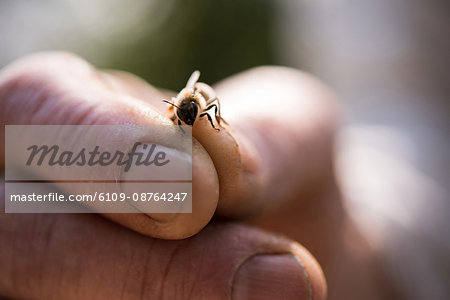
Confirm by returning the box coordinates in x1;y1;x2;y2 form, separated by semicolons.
0;51;218;239
0;188;326;300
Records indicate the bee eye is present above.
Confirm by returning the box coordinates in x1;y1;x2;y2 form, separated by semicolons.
176;99;198;126
190;101;198;120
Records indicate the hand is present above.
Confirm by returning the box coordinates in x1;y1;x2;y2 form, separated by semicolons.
0;52;364;299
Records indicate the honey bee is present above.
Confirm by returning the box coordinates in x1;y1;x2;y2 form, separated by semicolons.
163;71;227;131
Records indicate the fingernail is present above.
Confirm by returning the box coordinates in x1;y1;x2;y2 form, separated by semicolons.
232;254;311;300
121;143;192;222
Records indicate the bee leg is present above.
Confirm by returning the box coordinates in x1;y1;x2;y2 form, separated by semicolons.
206;97;218;105
178;119;186;134
200;112;219;131
205;104;218;113
204;104;221;126
205;103;228;126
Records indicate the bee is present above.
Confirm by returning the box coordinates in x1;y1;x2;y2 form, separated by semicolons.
163;71;227;131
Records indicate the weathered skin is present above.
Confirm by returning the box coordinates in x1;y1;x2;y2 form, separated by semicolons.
1;51;382;300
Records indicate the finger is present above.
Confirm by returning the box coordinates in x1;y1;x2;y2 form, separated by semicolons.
195;67;338;217
0;189;326;300
0;52;218;239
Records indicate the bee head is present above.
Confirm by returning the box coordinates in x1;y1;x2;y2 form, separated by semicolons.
176;97;199;126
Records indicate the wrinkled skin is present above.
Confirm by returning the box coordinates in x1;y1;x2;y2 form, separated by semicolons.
0;52;390;299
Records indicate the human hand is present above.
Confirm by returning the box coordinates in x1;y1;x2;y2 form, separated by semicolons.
0;52;340;299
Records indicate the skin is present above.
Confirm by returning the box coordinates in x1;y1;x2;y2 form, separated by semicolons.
0;52;392;299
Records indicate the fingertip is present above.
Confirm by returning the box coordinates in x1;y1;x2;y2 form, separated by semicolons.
290;243;328;300
0;53;220;240
232;254;312;300
103;138;219;240
192;118;263;218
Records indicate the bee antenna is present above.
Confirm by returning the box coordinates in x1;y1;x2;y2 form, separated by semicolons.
163;99;180;109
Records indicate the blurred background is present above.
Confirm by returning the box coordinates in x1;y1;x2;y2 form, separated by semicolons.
0;0;448;299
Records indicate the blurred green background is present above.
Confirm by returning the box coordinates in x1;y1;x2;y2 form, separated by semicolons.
0;0;281;91
105;0;278;90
